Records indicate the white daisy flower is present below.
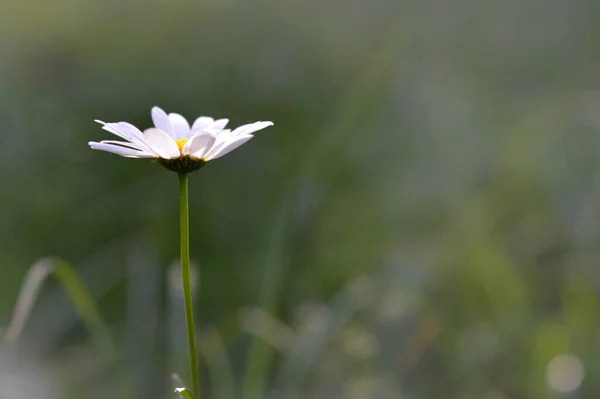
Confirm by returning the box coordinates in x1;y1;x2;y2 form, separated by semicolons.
89;106;273;173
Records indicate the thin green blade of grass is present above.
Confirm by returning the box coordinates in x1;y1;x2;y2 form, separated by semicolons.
3;256;135;399
197;328;236;399
241;12;410;399
240;205;290;399
3;258;54;345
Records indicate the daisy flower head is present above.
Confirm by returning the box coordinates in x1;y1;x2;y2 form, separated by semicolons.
89;106;273;173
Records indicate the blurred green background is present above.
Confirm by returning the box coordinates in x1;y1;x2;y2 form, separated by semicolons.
2;0;600;398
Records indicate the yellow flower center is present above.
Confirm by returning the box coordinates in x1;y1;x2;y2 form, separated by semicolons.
175;138;188;153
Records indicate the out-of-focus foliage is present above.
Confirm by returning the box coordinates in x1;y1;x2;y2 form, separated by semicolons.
2;0;600;398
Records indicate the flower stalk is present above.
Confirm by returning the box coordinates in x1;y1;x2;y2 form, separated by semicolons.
178;172;199;398
89;106;274;398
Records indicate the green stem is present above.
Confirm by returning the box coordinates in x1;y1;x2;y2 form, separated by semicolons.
178;172;199;398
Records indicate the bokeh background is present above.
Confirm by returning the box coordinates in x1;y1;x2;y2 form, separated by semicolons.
2;0;600;398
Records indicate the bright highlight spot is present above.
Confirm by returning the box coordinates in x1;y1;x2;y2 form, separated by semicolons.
546;354;585;393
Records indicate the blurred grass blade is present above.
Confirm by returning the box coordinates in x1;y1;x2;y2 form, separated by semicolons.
4;257;115;354
240;307;295;353
243;12;410;399
3;258;54;344
241;203;290;399
3;256;135;398
171;373;187;390
269;276;375;399
198;328;236;399
52;258;117;355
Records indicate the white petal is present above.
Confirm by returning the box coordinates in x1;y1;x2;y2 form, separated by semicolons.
205;135;253;160
151;106;174;137
143;128;181;159
231;121;273;137
168;113;191;139
191;116;215;133
96;120;130;141
97;120;153;152
114;122;153;151
211;118;229;131
89;142;155;158
201;130;231;154
183;133;217;158
114;122;145;141
214;128;232;136
97;140;148;151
